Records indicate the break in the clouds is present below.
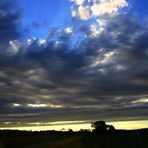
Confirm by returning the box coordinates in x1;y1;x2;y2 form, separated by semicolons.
0;0;148;128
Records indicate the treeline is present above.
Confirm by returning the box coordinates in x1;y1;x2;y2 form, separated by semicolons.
0;128;148;138
0;120;148;137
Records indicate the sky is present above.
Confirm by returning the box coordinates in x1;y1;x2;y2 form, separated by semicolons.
0;0;148;130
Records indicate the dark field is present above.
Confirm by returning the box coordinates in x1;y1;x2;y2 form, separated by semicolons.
0;129;148;148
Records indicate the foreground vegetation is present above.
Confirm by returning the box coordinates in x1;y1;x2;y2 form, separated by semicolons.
0;121;147;148
0;128;148;148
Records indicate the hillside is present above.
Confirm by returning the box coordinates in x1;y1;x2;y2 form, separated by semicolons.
0;129;148;148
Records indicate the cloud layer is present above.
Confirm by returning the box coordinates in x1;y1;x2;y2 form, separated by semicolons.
0;0;148;127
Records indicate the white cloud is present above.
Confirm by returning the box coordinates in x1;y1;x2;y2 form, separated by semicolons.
27;37;37;45
71;0;128;20
70;0;128;38
133;98;148;103
38;38;46;46
8;40;21;54
13;103;22;107
71;9;77;17
78;5;90;20
27;103;64;108
74;0;85;5
65;27;73;33
91;51;115;68
90;24;104;36
91;0;128;16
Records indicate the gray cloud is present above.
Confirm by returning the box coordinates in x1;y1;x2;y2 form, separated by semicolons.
0;0;148;127
0;0;20;51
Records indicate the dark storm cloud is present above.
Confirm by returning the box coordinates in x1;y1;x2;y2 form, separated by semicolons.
0;0;20;51
0;0;148;127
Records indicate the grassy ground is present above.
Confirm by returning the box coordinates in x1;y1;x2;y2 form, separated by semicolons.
0;132;148;148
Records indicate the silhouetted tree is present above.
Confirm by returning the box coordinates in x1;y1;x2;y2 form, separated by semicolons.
68;129;73;133
91;121;107;134
91;121;115;134
107;125;115;132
